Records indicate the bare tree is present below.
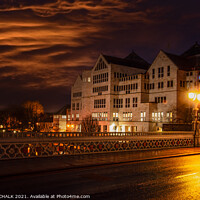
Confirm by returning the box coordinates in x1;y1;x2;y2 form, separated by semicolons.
81;115;100;134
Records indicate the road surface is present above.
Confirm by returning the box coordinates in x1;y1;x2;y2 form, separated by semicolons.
0;154;200;199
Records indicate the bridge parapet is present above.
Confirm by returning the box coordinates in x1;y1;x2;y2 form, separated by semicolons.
0;132;193;160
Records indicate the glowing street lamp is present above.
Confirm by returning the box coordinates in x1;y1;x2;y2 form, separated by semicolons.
188;91;200;147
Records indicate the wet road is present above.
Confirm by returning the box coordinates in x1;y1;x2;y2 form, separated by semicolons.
1;154;200;199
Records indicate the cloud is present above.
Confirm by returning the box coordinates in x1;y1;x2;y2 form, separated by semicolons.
0;0;199;111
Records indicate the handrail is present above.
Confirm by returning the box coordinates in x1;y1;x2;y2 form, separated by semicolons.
0;131;193;138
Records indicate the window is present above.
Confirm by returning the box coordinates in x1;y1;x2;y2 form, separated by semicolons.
93;85;108;93
133;97;138;107
141;112;146;121
167;112;173;122
152;69;155;79
152;112;163;122
167;66;170;76
113;113;118;121
150;83;154;90
95;58;107;71
167;80;173;87
190;71;193;76
94;99;106;108
125;98;130;108
158;67;164;78
155;96;166;103
93;73;108;84
158;82;164;89
88;77;91;82
76;114;79;121
123;112;132;121
62;115;66;119
72;103;75;110
113;99;123;108
73;92;82;97
71;114;74;121
67;115;70;121
92;112;108;121
76;103;79;110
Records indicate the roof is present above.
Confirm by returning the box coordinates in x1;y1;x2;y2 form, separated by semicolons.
55;105;70;115
164;51;193;71
102;51;150;70
181;42;200;58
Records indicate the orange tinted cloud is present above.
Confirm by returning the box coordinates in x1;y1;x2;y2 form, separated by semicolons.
0;0;199;110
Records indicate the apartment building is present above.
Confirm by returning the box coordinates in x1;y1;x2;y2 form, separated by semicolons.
71;42;200;132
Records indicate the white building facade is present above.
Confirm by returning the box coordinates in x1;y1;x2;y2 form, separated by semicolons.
71;43;200;132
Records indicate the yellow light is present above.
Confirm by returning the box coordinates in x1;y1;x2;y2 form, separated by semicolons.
197;94;200;101
188;92;195;100
71;125;74;128
67;124;70;127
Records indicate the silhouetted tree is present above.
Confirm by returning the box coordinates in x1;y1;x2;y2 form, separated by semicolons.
23;101;44;131
81;115;100;134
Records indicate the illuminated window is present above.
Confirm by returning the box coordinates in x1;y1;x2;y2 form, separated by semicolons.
141;112;146;121
167;112;173;122
123;112;132;121
88;77;91;82
92;112;108;121
113;113;118;121
76;114;79;121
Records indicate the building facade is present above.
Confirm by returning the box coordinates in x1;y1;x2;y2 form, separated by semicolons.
71;43;200;132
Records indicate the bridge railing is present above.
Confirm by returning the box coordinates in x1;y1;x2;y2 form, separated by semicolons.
0;131;193;139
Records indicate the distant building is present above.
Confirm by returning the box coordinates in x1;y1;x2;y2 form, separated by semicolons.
53;105;71;132
71;42;200;132
39;113;53;132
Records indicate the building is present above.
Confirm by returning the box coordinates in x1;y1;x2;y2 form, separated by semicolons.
53;106;71;132
71;42;200;132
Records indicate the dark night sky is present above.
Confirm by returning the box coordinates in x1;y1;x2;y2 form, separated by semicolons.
0;0;199;112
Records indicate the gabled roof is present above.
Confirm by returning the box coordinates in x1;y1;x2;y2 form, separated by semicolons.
102;51;150;70
164;51;192;71
181;42;200;58
55;105;70;115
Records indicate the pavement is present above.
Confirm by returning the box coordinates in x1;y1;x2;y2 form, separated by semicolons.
1;147;200;178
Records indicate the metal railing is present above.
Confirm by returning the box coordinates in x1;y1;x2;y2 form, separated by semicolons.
0;131;193;139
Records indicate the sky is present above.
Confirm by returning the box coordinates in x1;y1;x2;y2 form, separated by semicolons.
0;0;199;112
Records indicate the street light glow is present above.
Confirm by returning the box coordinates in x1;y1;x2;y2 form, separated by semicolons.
188;92;195;100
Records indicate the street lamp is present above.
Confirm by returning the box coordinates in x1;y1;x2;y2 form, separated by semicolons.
188;91;200;147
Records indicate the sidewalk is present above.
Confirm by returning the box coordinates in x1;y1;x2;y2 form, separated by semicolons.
1;147;200;178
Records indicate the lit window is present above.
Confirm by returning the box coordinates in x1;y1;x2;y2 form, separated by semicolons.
113;113;119;121
141;112;146;121
88;77;91;82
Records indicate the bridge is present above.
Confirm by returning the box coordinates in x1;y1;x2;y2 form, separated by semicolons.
0;131;194;160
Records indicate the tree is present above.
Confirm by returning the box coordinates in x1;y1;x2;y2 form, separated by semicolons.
23;101;44;131
81;115;100;134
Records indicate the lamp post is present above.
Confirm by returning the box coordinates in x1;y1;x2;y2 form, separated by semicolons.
188;92;200;147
